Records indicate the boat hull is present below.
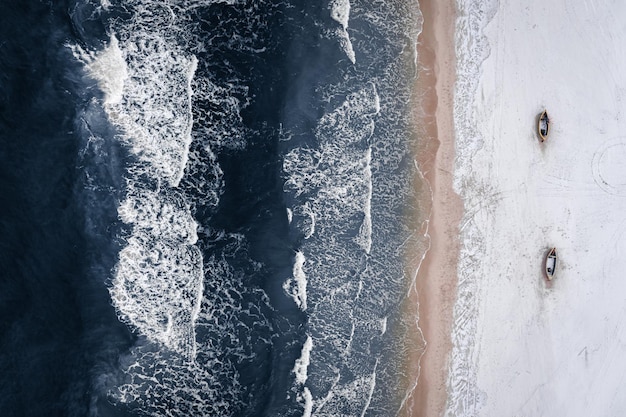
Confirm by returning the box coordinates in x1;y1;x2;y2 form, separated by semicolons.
538;110;550;142
545;247;557;280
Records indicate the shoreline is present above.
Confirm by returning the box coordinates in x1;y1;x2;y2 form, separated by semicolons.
407;0;461;415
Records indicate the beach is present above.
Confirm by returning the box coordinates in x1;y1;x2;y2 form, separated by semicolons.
405;0;460;415
444;0;626;416
9;0;626;414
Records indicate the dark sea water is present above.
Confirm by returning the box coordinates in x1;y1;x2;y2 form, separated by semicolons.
0;0;424;416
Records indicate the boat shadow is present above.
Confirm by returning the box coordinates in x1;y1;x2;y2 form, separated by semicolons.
535;111;547;143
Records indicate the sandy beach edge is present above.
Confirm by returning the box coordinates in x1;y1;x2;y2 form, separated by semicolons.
401;0;461;415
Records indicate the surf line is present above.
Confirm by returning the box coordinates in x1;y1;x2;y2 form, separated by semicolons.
402;0;462;415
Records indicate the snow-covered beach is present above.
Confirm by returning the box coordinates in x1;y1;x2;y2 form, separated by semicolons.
445;0;626;415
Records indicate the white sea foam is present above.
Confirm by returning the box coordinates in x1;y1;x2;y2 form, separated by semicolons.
76;31;198;186
313;372;378;416
301;387;314;417
293;335;313;385
290;203;316;239
355;148;373;254
111;234;203;358
317;83;380;147
282;70;413;413
107;29;201;356
361;364;377;417
284;86;380;244
75;1;289;415
77;35;127;105
75;0;431;414
117;187;198;244
283;251;308;311
74;3;205;365
191;76;249;151
111;186;204;359
112;234;271;414
330;0;350;29
280;1;425;413
328;0;355;64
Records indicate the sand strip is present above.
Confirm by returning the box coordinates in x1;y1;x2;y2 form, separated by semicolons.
406;0;461;415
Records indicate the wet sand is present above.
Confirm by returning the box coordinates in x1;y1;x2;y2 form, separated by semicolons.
406;0;461;415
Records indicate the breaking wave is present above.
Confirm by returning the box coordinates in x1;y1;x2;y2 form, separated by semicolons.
72;0;426;415
280;0;426;413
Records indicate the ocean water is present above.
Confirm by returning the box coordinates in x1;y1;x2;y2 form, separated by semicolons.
0;0;426;415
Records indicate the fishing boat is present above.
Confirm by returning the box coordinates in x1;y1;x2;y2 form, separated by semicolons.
538;110;550;142
545;247;557;280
